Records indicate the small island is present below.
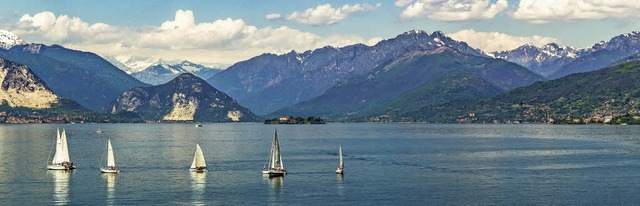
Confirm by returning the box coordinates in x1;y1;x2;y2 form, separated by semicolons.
264;116;326;124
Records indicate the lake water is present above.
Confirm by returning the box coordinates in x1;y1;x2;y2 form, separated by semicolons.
1;123;640;205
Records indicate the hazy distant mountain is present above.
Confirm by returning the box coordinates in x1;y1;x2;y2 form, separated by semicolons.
132;61;222;85
102;55;137;74
208;30;487;115
401;60;640;123
103;55;160;74
112;73;257;122
545;32;640;79
612;53;640;66
0;42;147;111
492;43;586;76
274;47;545;120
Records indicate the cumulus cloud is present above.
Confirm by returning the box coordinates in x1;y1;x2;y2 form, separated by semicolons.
268;3;381;26
9;10;382;65
265;13;282;20
512;0;640;24
16;11;124;44
449;29;560;52
397;0;508;21
394;0;415;7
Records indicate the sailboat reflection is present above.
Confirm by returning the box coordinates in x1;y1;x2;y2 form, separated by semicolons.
265;175;284;200
336;173;345;197
190;171;207;205
103;173;118;205
49;170;70;205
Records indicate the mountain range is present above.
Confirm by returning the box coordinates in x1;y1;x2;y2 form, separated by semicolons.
208;30;486;115
131;61;222;85
493;31;640;79
394;60;640;124
0;41;147;111
273;47;544;120
2;28;640;124
0;30;249;122
0;57;141;123
491;43;585;76
104;56;223;85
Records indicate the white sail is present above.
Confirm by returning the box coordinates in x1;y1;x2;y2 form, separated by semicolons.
191;144;206;168
270;130;284;170
61;129;70;162
107;138;116;167
338;145;343;169
52;128;64;164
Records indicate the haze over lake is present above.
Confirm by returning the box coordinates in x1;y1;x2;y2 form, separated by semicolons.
1;123;639;205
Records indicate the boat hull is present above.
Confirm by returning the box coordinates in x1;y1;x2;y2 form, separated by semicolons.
47;164;75;170
263;170;286;177
336;168;343;174
47;164;67;170
100;167;119;173
190;168;207;172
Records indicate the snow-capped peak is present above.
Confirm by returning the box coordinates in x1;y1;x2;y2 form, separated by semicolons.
402;30;428;35
593;31;640;52
106;55;161;73
0;30;26;49
491;42;586;76
622;31;640;38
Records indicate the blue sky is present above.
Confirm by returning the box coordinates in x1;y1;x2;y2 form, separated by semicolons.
1;0;638;65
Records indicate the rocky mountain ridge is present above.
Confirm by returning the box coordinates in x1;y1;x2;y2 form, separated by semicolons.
112;73;257;122
491;43;585;76
493;31;640;79
0;57;60;108
549;31;640;79
208;30;487;115
398;60;640;124
274;47;545;120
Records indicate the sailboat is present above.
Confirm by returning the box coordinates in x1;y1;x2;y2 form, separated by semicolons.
262;129;286;177
100;138;119;173
190;144;207;172
48;128;75;170
336;145;344;174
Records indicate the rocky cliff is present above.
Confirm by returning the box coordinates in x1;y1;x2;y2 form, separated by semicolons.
112;73;258;122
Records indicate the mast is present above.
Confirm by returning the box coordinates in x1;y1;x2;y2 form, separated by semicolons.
338;145;343;169
61;129;70;162
107;138;115;167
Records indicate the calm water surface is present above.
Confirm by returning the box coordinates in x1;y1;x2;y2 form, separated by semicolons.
1;123;640;205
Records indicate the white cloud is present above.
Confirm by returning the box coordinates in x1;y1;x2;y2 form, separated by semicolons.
448;29;560;52
512;0;640;24
394;0;415;7
16;11;123;44
270;3;381;26
265;13;282;20
9;10;381;65
397;0;508;21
